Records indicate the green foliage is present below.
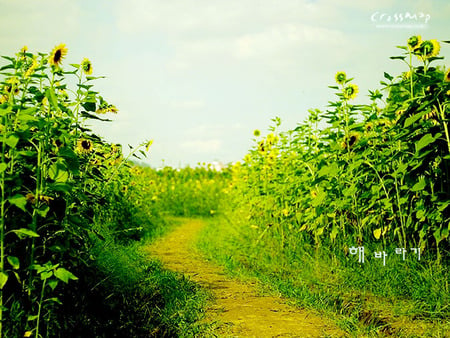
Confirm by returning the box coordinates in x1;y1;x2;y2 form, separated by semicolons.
129;164;231;217
0;45;150;337
226;37;450;261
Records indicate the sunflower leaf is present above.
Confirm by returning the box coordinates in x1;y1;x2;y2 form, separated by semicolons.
389;56;406;60
8;195;27;212
11;228;40;239
415;133;436;153
384;72;393;81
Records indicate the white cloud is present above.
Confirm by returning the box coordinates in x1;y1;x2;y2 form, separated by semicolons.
180;139;222;152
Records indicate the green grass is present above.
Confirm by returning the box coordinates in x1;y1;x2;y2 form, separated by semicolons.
59;237;213;337
196;214;450;337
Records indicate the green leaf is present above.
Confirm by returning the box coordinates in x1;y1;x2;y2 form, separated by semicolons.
5;135;19;149
48;279;58;290
45;87;59;111
47;183;73;193
54;268;78;283
49;162;69;182
46;297;62;305
8;194;27;212
0;162;7;173
81;101;96;112
389;56;406;60
0;272;8;289
384;72;393;81
35;205;50;218
40;271;53;280
7;256;20;269
415;133;435;153
404;111;427;128
12;228;39;239
411;178;427;192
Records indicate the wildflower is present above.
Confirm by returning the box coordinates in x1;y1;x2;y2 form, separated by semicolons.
342;132;360;149
364;122;374;133
407;35;422;51
447;90;450;96
343;84;358;100
20;46;28;54
96;104;118;114
25;193;53;205
24;57;38;78
444;68;450;82
0;95;7;104
422;109;438;123
49;43;68;66
253;129;261;137
403;70;411;80
4;77;20;96
76;138;93;155
81;58;93;75
311;190;317;198
266;133;278;145
395;109;406;117
335;71;347;85
121;185;128;193
417;39;440;61
258;140;265;153
243;154;252;163
282;208;289;217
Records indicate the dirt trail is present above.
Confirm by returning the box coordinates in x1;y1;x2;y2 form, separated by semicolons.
143;218;344;338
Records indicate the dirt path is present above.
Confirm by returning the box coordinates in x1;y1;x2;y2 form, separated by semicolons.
143;218;345;337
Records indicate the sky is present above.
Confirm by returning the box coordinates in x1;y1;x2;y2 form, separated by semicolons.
1;0;449;167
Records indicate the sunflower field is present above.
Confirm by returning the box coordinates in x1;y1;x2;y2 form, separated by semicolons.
1;36;450;337
0;44;161;337
226;36;450;260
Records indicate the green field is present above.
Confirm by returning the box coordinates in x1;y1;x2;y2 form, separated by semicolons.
0;37;449;337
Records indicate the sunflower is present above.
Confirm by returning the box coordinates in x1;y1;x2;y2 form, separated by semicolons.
343;84;358;100
81;58;93;75
342;132;360;149
24;57;38;78
49;43;68;66
253;129;261;137
364;122;374;133
417;39;440;61
4;77;20;96
96;104;118;114
444;68;450;82
335;71;347;85
258;140;265;153
407;35;422;51
76;138;93;154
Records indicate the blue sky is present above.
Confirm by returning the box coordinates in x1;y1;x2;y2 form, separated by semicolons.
1;0;449;167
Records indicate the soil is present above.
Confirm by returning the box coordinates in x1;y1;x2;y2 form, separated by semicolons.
143;218;345;338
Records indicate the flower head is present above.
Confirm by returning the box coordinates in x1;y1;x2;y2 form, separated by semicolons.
81;58;93;75
407;35;422;51
24;57;38;78
342;132;360;150
335;71;347;85
417;39;440;61
76;138;93;155
444;68;450;82
49;43;68;66
343;84;358;100
253;129;261;137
